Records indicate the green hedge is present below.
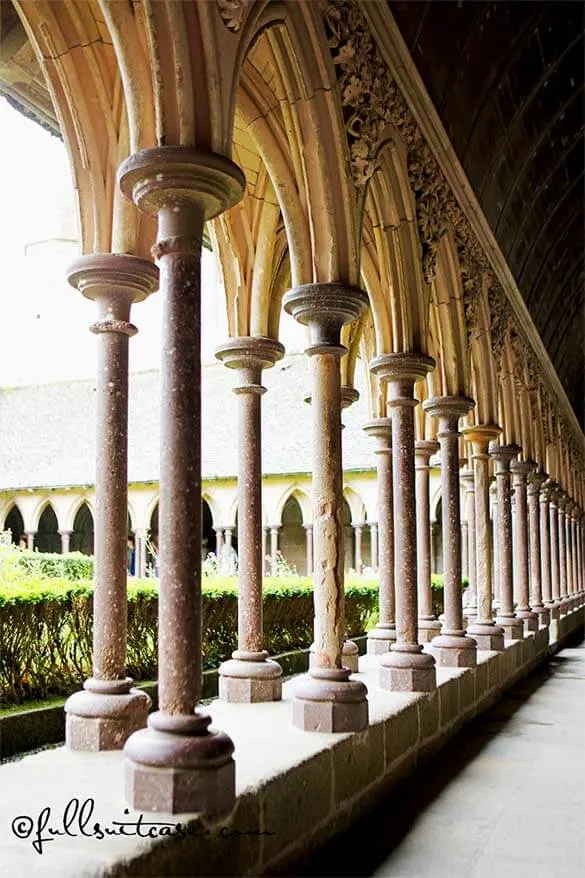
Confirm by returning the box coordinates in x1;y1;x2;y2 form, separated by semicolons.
15;551;94;581
0;577;378;705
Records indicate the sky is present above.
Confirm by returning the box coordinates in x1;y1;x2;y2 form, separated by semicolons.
0;97;306;386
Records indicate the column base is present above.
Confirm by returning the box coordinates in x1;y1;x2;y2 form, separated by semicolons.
515;609;539;633
417;618;442;644
428;632;477;668
496;615;525;641
292;668;368;733
124;711;235;814
367;624;396;655
532;605;550;628
545;602;560;621
466;621;505;651
309;640;360;673
218;654;282;703
559;597;572;615
65;681;151;751
379;647;436;693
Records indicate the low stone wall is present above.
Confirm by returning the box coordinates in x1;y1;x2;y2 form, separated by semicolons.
0;613;581;877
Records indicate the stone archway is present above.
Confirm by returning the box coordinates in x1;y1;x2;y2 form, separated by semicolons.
35;504;60;554
4;505;24;546
280;495;305;574
70;503;94;555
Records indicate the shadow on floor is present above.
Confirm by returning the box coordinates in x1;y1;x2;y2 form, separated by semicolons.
277;630;584;878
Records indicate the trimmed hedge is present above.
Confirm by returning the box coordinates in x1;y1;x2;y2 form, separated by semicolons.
0;577;377;705
15;551;94;581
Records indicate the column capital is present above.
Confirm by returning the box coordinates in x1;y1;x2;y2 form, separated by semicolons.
67;253;159;327
528;470;547;494
283;283;368;353
58;529;73;537
363;417;392;451
215;336;284;393
510;459;536;482
489;443;521;468
415;440;439;466
423;396;475;432
460;468;475;489
303;523;313;531
369;352;435;395
341;386;359;409
353;521;366;529
461;424;501;454
118;147;245;225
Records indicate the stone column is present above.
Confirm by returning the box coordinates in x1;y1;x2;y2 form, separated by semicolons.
134;528;148;579
26;532;35;550
370;354;437;691
491;445;524;640
284;283;368;731
558;492;568;610
430;521;438;574
461;516;469;580
369;523;378;572
270;525;280;572
565;501;574;601
464;426;505;650
363;419;395;655
511;460;539;633
424;397;477;667
578;511;584;597
118;146;244;813
304;524;313;576
353;523;364;574
215;337;285;702
460;469;477;623
223;526;235;574
540;481;554;612
64;255;156;751
215;527;224;559
59;530;72;554
549;485;562;608
527;472;549;627
415;440;441;643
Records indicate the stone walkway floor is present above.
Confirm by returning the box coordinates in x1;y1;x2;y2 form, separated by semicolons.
294;633;585;878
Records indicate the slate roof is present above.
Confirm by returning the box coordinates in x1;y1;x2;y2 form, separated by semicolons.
0;353;374;490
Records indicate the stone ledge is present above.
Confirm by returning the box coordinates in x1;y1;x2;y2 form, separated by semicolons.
0;613;582;878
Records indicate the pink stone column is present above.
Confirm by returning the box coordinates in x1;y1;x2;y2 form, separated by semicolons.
527;472;550;627
59;530;72;554
363;419;396;654
464;426;505;650
549;485;562;609
424;397;477;667
491;445;524;640
270;526;280;572
540;481;554;613
26;532;35;550
461;516;469;580
460;469;477;623
118;146;245;813
215;527;224;559
415;441;441;643
304;524;313;576
135;529;147;580
511;460;539;633
215;337;285;703
284;283;369;732
64;254;157;751
558;492;569;612
565;501;575;601
370;523;378;571
370;354;437;692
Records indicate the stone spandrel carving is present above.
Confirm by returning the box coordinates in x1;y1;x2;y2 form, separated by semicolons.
487;281;510;367
323;0;449;282
216;0;249;32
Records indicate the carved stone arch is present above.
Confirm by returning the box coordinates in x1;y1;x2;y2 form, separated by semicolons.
342;486;366;525
16;1;151;256
275;486;312;527
2;502;25;545
469;288;500;426
429;233;470;398
497;344;522;449
201;491;222;529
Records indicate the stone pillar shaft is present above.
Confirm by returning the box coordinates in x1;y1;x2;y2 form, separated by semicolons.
354;524;363;574
60;530;72;554
558;497;567;600
511;461;538;632
540;486;553;605
415;441;441;643
462;472;477;617
527;475;548;625
370;523;378;571
26;532;35;550
270;526;279;571
491;445;524;640
304;524;313;576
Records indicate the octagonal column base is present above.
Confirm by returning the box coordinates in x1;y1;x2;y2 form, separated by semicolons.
218;655;282;703
124;711;235;814
65;686;151;751
466;622;505;652
428;633;477;668
292;668;368;733
532;606;550;628
367;625;396;655
379;649;436;693
417;618;442;644
496;615;525;641
516;609;539;633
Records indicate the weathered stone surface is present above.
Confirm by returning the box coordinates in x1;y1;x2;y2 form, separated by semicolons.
384;702;420;767
333;723;384;805
126;756;235;816
292;697;368;734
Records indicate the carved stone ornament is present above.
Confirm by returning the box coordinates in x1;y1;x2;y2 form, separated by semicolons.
487;281;510;367
323;0;450;282
216;0;248;32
